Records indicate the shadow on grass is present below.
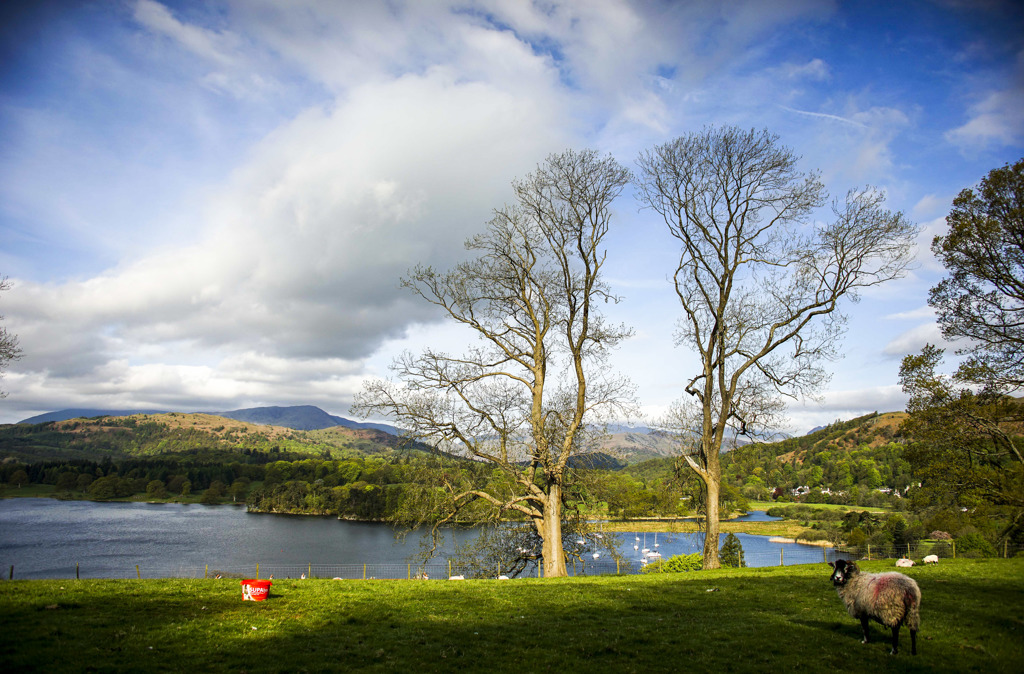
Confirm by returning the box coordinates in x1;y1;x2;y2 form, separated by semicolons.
2;561;1022;673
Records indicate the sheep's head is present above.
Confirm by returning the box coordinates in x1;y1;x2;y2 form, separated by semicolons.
828;559;858;586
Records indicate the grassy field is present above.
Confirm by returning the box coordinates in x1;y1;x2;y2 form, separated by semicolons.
604;518;809;538
1;559;1020;673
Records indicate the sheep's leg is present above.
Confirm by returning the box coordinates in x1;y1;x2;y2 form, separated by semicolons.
890;625;900;655
910;629;917;656
860;616;871;644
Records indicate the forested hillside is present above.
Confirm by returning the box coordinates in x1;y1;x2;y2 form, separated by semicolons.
0;412;420;462
722;412;914;504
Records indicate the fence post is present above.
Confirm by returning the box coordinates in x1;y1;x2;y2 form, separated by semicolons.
76;562;79;580
9;565;12;580
408;563;411;580
866;544;870;560
309;563;312;579
205;564;208;579
952;540;956;559
780;548;784;566
256;563;259;579
363;563;367;580
136;565;141;579
1005;540;1009;559
448;559;452;578
616;559;620;575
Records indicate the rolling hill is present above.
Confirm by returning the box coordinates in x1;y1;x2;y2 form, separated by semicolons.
17;405;398;435
0;411;424;463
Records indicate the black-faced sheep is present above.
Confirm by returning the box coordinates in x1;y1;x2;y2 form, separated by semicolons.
828;559;921;655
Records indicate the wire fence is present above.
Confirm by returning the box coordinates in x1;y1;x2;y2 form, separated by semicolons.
11;539;1018;581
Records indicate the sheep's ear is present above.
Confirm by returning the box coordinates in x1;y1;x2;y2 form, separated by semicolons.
827;561;835;569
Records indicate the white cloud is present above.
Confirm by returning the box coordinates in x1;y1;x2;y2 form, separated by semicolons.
884;306;935;321
784;385;908;434
134;0;239;68
2;48;572;418
780;58;831;81
882;322;946;357
911;193;949;220
946;49;1024;151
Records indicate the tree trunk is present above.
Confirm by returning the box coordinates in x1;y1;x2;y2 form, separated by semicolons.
702;465;722;569
539;484;567;578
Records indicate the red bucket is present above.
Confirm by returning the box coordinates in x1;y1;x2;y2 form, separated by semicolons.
241;579;272;601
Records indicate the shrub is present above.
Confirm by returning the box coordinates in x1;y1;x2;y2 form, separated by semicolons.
845;528;868;547
640;552;703;574
796;530;830;542
956;532;997;558
930;530;952;541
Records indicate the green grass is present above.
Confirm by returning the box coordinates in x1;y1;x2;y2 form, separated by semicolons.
1;559;1021;673
748;500;891;513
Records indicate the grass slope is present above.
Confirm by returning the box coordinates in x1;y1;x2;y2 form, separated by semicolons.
1;559;1020;673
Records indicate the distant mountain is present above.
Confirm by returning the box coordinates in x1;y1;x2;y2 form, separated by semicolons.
216;405;398;435
17;408;169;424
15;404;399;435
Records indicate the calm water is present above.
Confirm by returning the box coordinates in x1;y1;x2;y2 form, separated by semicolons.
0;499;835;579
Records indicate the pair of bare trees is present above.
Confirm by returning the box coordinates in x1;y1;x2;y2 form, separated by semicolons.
355;128;916;575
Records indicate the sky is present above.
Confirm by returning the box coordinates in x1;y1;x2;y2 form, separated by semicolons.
0;0;1022;433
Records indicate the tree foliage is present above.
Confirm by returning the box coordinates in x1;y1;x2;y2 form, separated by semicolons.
635;126;916;568
900;159;1024;542
354;150;634;577
929;157;1024;391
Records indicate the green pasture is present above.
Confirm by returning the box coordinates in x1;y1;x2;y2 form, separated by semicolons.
1;558;1020;673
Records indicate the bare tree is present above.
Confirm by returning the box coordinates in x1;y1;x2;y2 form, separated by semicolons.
354;149;634;578
635;126;916;568
0;277;22;397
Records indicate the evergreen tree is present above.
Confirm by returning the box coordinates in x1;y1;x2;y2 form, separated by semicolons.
719;533;746;568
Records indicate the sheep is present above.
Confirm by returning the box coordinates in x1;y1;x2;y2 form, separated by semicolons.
923;555;939;564
828;559;921;655
895;557;914;567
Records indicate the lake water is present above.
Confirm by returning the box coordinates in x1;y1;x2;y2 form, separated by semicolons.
0;499;838;579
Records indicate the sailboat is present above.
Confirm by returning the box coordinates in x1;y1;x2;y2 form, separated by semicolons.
645;532;662;559
641;532;650;555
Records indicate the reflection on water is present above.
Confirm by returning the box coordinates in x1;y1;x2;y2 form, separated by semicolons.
0;499;832;579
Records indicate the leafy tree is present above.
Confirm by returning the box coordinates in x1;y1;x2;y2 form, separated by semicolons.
0;276;21;397
636;126;916;568
901;159;1024;540
355;150;635;578
929;158;1024;391
900;346;1024;536
146;480;168;498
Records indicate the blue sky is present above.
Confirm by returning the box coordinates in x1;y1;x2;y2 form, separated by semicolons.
1;0;1022;431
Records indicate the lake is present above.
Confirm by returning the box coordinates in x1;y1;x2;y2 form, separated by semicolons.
0;499;839;579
